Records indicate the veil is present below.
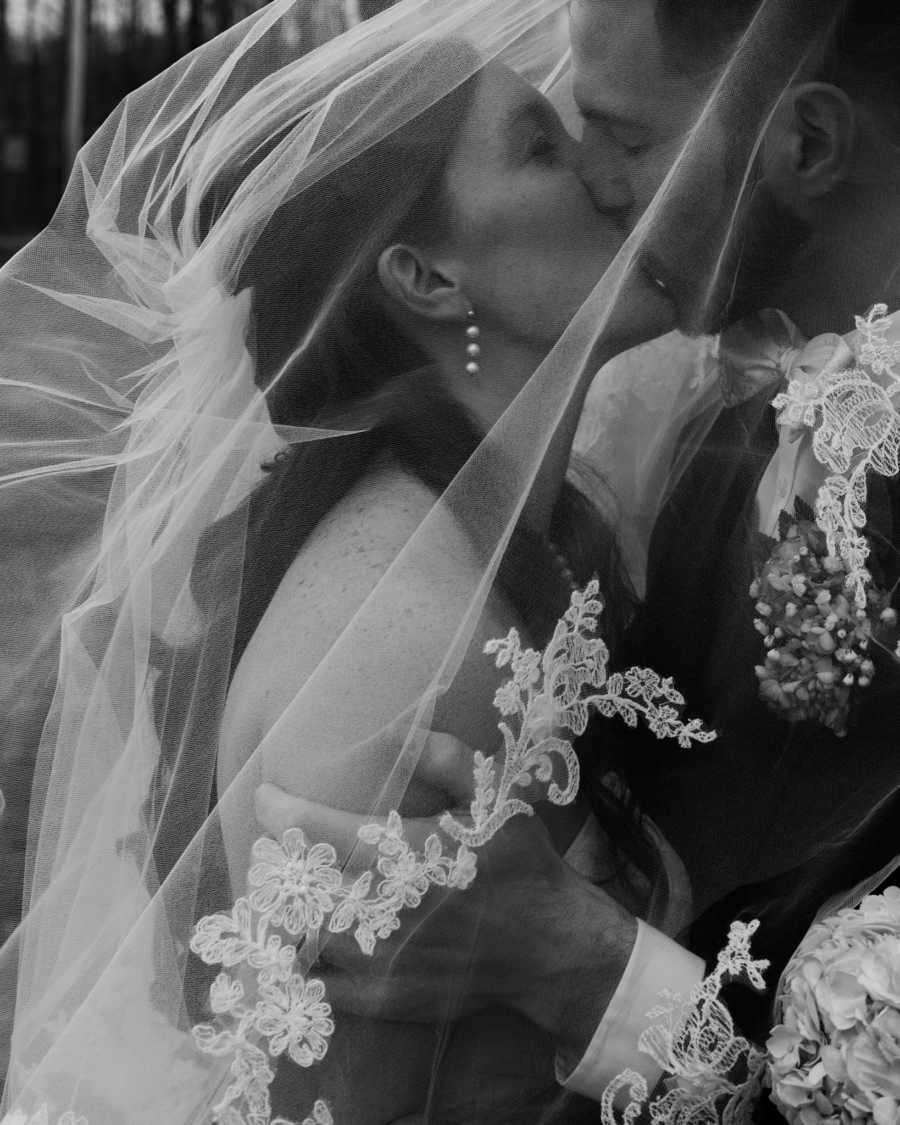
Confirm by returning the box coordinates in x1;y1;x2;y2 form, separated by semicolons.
0;2;893;1123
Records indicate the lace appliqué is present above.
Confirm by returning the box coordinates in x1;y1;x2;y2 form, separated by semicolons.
191;581;716;1125
601;922;770;1125
1;1108;89;1125
772;304;900;606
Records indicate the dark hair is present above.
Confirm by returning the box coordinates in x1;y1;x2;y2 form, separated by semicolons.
654;0;764;77
656;0;900;107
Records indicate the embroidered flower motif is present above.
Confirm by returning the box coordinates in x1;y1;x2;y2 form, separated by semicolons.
273;1102;333;1125
254;974;334;1069
376;848;432;909
1;1108;88;1125
248;829;342;936
771;304;900;608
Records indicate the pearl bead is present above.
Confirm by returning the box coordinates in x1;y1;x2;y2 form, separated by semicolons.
466;324;481;340
466;362;480;377
467;343;481;359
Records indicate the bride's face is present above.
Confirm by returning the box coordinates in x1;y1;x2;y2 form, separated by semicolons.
438;63;630;349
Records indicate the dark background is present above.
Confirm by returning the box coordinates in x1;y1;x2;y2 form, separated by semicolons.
0;0;398;264
0;0;398;946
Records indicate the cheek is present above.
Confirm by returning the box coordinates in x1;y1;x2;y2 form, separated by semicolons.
452;177;616;338
477;223;611;339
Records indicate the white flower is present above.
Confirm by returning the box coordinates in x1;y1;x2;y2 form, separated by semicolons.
448;846;478;890
210;972;245;1015
248;829;341;935
254;973;334;1069
846;1023;900;1104
358;809;406;857
771;888;900;1124
860;938;900;1008
328;869;373;935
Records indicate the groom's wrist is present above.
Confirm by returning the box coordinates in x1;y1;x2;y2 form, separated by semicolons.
557;920;707;1100
531;878;639;1058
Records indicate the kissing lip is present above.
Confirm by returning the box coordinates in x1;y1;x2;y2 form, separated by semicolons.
636;248;716;336
635;248;676;299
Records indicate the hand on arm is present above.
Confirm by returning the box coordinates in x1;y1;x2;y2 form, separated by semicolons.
254;730;638;1062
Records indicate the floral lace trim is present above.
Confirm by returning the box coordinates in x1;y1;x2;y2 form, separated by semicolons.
601;922;769;1125
1;1109;88;1125
190;581;716;1125
772;304;900;606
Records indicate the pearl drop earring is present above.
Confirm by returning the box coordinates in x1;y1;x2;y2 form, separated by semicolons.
465;307;481;378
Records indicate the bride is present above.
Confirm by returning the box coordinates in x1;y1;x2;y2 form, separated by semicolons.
0;1;809;1123
203;32;693;1125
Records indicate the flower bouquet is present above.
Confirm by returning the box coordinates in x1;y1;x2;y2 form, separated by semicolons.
768;888;900;1125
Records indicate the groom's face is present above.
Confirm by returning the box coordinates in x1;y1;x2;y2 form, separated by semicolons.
570;0;779;334
569;0;706;219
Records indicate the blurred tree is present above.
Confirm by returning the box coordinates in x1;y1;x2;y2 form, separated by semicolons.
161;0;181;63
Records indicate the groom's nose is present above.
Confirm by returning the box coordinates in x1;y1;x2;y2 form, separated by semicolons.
576;126;636;216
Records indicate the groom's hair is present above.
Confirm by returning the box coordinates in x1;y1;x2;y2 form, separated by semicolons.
653;0;762;76
657;0;900;120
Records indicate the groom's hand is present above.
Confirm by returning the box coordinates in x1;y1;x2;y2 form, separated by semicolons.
255;735;637;1062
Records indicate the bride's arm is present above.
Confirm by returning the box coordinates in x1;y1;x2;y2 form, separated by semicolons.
216;465;507;873
214;465;533;1122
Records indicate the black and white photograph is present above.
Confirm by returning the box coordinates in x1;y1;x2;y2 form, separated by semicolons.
1;2;900;1123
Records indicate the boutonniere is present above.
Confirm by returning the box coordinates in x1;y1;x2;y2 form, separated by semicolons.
749;305;900;733
750;498;896;737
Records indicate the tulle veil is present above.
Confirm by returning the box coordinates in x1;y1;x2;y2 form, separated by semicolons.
0;1;888;1122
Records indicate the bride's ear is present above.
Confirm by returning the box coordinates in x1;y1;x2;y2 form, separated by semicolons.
377;243;469;323
760;83;856;206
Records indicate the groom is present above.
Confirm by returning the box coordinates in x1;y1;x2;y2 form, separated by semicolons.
571;0;900;1037
258;0;900;1106
599;0;900;936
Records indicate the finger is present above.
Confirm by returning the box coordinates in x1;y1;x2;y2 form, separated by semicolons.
317;962;463;1024
315;964;394;1019
254;783;467;860
414;731;480;804
254;784;366;852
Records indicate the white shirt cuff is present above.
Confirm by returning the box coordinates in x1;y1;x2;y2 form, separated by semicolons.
556;919;705;1101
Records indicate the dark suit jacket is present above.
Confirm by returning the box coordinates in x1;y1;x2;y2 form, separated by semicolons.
610;389;900;1022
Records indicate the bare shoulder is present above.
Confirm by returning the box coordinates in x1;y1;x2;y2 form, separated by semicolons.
220;456;510;780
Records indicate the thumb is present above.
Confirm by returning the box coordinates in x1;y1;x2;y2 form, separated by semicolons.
254;783;462;866
414;731;480;805
254;784;367;854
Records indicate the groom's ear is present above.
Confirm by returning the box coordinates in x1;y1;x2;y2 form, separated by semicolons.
377;243;469;324
760;83;857;206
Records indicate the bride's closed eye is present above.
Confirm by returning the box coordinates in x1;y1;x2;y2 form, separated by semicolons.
528;129;563;164
505;97;571;167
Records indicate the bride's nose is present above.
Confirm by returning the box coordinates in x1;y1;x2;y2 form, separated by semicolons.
575;129;636;216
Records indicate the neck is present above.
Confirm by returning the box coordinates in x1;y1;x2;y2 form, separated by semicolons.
433;332;616;538
745;217;900;338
